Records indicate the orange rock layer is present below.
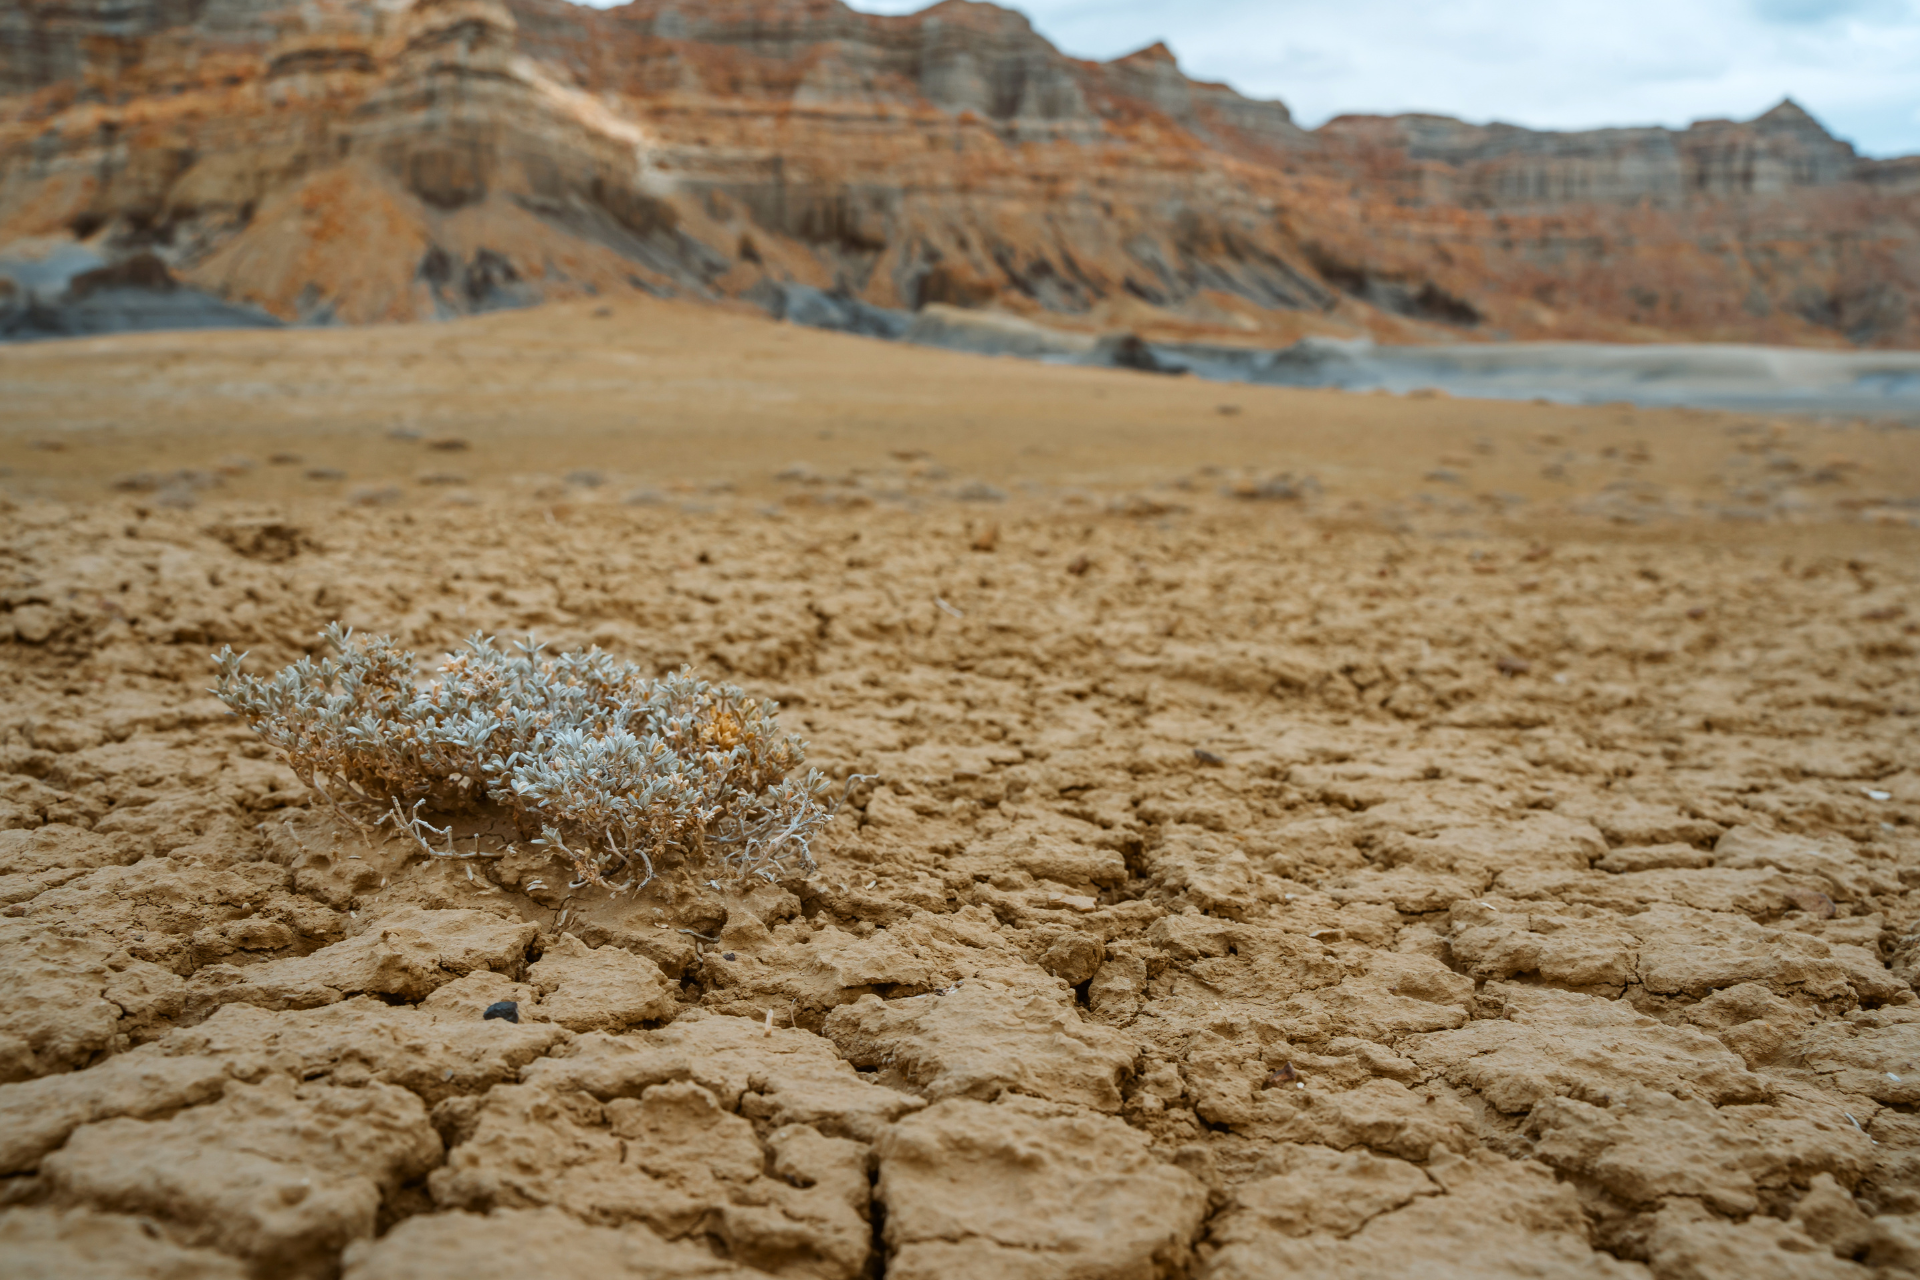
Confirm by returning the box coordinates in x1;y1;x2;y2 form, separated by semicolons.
2;0;1915;347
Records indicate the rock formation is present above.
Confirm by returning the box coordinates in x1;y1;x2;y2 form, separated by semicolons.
1;0;1915;346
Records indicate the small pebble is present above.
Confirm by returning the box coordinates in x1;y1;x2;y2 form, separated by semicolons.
723;952;737;961
483;1001;519;1023
1193;748;1225;766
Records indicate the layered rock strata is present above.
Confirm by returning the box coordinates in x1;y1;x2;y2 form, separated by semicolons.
0;0;1915;346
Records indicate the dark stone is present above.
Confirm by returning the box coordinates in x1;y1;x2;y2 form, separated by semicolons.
483;1000;519;1023
1092;332;1186;374
65;252;178;300
418;245;455;286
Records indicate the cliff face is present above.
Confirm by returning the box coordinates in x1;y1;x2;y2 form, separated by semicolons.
1;0;1915;348
1317;100;1864;208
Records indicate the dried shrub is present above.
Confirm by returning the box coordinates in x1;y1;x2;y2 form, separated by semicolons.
214;625;852;892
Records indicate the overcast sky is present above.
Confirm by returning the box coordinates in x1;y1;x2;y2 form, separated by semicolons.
826;0;1920;157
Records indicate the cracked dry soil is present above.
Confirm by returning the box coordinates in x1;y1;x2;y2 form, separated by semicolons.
3;438;1920;1280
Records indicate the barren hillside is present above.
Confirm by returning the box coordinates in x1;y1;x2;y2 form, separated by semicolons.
2;0;1917;347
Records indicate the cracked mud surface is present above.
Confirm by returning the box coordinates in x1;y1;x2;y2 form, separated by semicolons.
4;316;1920;1279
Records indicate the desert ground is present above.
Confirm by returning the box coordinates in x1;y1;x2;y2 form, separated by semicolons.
2;296;1919;1279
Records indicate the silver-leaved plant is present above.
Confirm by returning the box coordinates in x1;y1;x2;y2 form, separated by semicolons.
213;624;850;892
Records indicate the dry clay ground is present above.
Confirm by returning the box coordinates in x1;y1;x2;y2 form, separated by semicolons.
3;300;1920;1279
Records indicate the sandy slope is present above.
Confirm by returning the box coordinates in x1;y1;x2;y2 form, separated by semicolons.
1;301;1919;1278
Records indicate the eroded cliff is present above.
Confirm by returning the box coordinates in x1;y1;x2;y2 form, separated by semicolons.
1;0;1915;346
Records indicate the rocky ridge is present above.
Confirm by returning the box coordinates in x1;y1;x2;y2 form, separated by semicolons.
0;0;1916;346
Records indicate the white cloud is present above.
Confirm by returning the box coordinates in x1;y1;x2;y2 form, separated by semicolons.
823;0;1919;156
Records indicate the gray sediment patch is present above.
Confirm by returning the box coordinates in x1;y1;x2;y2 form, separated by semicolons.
752;285;1920;418
1;250;282;343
